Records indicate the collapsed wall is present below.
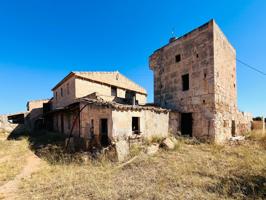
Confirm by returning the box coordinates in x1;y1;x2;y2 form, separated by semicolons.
0;113;26;133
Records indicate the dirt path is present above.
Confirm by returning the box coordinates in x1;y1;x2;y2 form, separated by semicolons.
0;153;41;200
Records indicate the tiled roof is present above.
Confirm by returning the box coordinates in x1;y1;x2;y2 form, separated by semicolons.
77;97;169;113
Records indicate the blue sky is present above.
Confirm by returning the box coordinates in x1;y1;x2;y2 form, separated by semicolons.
0;0;265;116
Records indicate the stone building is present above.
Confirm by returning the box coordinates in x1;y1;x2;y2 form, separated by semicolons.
47;71;169;148
4;19;252;146
149;19;252;143
52;71;147;109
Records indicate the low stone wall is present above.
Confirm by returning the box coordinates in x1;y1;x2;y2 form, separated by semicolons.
169;111;180;135
252;121;265;130
237;111;253;134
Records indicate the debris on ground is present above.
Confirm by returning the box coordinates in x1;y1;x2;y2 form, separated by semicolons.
115;140;129;162
160;137;175;150
145;143;159;155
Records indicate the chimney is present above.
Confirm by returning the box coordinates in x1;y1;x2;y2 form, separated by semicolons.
169;37;177;43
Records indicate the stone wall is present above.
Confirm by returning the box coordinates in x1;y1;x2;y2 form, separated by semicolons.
0;114;18;133
0;114;26;133
149;20;216;139
213;21;238;143
26;99;49;131
52;76;76;109
252;120;266;130
149;19;250;143
27;99;49;112
79;103;112;144
52;72;147;109
169;111;180;135
112;109;169;141
236;112;252;134
76;103;169;145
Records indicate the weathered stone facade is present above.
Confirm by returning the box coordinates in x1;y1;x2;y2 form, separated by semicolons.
50;71;167;149
5;19;253;146
26;99;49;131
52;71;147;109
150;19;252;143
52;96;169;149
2;99;49;133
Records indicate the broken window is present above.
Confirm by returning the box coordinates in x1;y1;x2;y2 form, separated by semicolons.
55;92;58;100
132;117;140;134
182;74;189;91
61;87;64;97
126;90;137;104
111;86;117;97
175;54;181;63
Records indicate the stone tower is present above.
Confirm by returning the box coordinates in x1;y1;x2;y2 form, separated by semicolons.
149;19;240;143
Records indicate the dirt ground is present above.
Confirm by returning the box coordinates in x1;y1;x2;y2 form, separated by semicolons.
0;130;265;200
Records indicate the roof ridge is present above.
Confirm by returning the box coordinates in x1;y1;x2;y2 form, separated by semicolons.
73;71;119;74
116;72;147;93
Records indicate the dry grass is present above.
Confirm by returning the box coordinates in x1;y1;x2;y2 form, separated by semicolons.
0;133;29;186
0;130;265;199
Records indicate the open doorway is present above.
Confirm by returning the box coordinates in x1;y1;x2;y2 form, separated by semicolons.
181;113;193;137
100;118;109;147
231;120;236;137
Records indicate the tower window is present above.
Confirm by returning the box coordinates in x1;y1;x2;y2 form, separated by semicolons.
175;54;181;63
67;83;70;95
182;74;189;91
61;88;64;97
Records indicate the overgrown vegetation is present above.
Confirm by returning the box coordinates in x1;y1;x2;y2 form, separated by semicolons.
0;130;265;199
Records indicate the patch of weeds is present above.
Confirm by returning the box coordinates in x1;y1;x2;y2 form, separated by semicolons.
145;135;165;145
129;144;143;157
173;141;181;151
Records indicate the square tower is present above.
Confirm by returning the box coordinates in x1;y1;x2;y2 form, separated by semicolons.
149;20;238;143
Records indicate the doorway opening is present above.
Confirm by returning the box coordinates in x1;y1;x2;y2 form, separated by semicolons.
100;118;109;147
181;113;193;137
231;120;236;137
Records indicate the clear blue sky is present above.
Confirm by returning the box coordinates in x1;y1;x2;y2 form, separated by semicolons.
0;0;265;117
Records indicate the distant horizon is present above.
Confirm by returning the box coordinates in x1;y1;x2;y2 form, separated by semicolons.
0;0;265;117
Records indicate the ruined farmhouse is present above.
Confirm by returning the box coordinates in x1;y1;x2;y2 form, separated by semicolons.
46;71;169;148
3;19;252;147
